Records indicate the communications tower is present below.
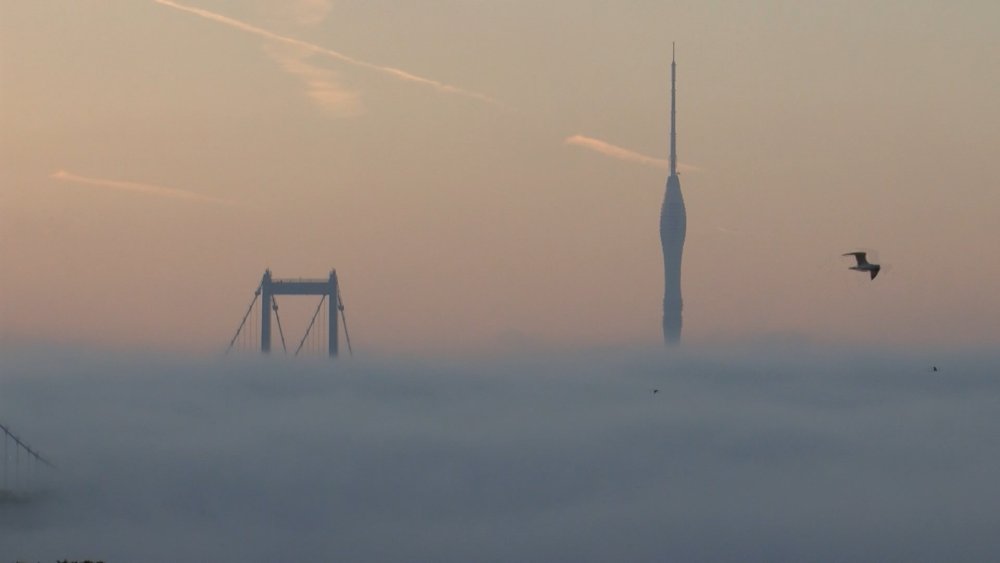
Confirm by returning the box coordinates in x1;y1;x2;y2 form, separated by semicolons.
660;44;687;344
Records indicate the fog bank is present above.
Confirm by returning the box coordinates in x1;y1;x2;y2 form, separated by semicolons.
2;344;999;562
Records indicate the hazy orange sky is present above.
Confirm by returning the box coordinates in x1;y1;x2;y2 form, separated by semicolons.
2;0;998;355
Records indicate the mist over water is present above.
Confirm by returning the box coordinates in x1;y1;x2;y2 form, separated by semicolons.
2;344;999;562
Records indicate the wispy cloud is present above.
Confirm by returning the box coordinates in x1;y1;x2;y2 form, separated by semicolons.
153;0;500;106
565;134;699;172
264;45;364;118
51;170;233;206
282;0;334;27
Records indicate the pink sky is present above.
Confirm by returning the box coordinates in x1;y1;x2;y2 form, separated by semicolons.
2;1;999;355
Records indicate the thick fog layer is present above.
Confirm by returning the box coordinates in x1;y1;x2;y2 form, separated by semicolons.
2;345;999;562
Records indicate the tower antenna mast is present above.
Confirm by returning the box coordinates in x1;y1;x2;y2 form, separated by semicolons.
670;42;677;176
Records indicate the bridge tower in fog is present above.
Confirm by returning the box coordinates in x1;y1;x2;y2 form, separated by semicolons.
660;43;687;345
227;269;351;358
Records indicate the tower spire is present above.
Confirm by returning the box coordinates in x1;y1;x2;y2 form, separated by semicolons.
669;42;677;176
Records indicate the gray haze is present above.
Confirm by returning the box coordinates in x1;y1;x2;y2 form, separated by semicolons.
2;344;1000;562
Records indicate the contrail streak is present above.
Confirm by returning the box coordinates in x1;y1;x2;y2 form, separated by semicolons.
566;135;668;169
565;134;699;172
51;170;233;206
153;0;500;106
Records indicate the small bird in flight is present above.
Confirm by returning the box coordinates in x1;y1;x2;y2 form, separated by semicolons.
843;251;881;280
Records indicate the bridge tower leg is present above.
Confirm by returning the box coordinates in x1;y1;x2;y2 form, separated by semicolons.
260;269;272;354
328;270;339;358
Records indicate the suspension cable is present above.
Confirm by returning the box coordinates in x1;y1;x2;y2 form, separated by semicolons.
271;296;288;354
338;287;353;357
0;422;55;470
295;295;327;356
251;297;258;351
226;284;262;354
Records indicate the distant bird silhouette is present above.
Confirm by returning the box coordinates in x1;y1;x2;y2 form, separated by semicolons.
843;251;881;280
933;366;939;372
652;389;659;395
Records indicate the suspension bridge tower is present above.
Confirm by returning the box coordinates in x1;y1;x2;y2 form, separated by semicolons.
227;269;351;357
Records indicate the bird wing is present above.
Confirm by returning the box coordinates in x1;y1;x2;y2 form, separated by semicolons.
870;266;880;280
843;251;868;266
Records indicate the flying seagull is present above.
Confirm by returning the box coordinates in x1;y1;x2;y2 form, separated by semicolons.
843;251;881;280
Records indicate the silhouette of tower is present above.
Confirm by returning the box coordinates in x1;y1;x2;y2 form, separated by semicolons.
660;44;686;344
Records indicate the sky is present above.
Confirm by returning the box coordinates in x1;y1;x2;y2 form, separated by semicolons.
3;346;1000;561
2;0;1000;355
